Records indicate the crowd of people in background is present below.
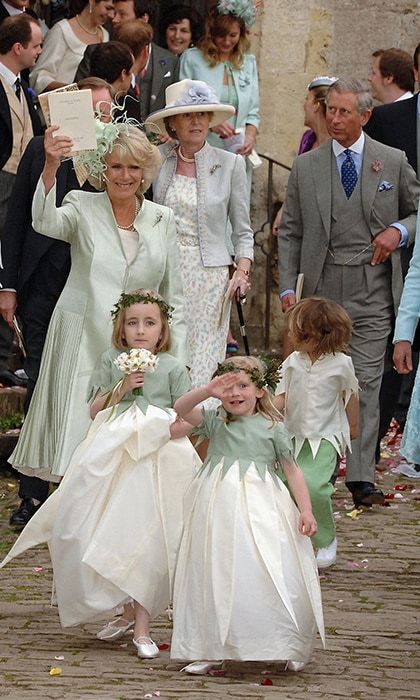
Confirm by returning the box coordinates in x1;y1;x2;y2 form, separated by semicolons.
0;0;419;677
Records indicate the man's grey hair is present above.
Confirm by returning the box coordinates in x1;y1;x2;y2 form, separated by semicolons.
326;77;373;114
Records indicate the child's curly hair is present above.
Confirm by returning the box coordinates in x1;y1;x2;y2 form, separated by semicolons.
286;297;352;357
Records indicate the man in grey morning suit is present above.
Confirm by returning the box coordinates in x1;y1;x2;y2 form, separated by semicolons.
278;78;420;508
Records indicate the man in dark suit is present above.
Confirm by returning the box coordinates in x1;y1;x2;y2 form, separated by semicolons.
0;0;39;83
364;42;420;453
74;0;179;120
278;78;419;511
0;78;113;528
0;0;37;24
365;42;419;174
0;13;42;387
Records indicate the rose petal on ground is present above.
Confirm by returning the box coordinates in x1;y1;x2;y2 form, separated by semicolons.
54;655;64;660
49;667;62;676
158;643;170;651
261;678;273;685
32;567;43;573
356;543;364;547
346;560;360;569
7;483;16;489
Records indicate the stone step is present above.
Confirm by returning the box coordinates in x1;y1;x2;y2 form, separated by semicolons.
0;387;26;418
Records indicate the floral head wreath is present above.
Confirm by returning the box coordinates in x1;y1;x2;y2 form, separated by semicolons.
216;0;256;28
111;291;174;323
214;357;281;392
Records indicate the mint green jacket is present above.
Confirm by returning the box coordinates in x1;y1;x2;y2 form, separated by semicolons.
180;47;259;149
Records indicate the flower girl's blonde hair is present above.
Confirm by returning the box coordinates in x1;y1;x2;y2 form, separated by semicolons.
214;356;282;424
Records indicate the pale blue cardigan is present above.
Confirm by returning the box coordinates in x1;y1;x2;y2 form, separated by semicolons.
394;212;420;343
180;47;259;149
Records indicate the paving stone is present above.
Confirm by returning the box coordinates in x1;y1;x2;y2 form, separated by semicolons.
1;448;419;700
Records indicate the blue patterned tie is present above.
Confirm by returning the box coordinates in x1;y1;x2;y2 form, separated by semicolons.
341;148;358;198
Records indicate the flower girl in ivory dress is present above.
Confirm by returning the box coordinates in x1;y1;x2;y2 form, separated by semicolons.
171;356;325;675
1;289;198;659
275;298;359;569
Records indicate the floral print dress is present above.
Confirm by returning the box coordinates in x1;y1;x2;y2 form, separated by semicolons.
164;175;229;388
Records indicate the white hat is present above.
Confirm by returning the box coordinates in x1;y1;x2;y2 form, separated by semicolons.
144;79;235;135
307;75;338;90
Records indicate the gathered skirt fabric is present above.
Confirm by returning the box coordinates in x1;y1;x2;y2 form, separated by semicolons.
171;460;325;662
2;403;199;627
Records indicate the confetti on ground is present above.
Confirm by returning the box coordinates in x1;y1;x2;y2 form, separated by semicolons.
346;560;360;569
356;543;364;547
49;667;62;676
7;482;16;489
361;559;369;568
54;655;64;661
32;566;43;573
347;508;363;519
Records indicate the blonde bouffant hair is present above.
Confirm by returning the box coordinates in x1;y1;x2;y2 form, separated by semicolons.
286;297;352;358
215;355;282;425
111;288;172;353
94;126;161;196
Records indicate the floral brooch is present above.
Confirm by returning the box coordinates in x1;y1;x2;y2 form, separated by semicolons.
210;164;221;175
371;160;383;173
153;211;163;227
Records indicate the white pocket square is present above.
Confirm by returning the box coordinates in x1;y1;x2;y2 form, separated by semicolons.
378;181;394;192
164;71;171;78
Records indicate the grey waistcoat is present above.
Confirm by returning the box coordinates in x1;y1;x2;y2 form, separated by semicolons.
327;158;372;266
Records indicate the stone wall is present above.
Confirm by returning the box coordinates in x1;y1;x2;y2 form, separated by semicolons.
243;0;419;353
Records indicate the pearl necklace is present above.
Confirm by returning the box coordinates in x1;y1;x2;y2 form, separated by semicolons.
75;14;101;36
115;197;140;231
177;146;196;164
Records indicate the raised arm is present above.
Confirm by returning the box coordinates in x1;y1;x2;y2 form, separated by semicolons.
174;373;238;426
42;126;73;194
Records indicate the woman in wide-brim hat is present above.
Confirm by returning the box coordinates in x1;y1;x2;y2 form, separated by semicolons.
146;79;254;394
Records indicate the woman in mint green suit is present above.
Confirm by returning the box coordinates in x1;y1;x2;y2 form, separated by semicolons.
10;124;188;483
180;4;259;158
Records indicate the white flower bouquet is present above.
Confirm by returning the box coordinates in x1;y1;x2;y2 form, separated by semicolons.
113;348;159;395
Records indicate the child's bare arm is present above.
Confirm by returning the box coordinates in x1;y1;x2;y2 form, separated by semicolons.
345;393;359;440
169;417;195;439
173;373;238;426
90;372;145;419
272;392;285;413
282;458;317;536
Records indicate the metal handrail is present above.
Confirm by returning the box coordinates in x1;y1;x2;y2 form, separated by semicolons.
253;153;292;349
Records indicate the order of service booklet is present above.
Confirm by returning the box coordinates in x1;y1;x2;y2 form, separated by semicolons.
47;89;97;154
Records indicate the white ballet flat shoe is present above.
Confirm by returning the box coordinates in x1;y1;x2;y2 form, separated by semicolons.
316;537;337;569
180;660;223;675
133;636;160;659
285;660;306;672
96;617;135;641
